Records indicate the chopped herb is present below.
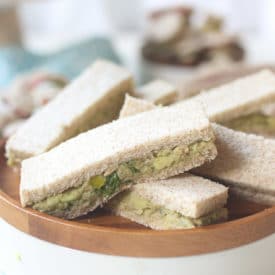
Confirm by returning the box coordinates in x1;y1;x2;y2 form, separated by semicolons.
97;172;121;198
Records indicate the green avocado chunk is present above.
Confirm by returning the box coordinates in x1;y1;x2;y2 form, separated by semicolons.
32;139;214;218
223;113;275;137
33;171;122;216
108;191;228;229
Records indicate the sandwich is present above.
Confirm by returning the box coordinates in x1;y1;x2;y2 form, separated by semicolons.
135;79;178;105
120;95;275;205
107;174;228;230
119;94;157;118
222;112;275;138
180;70;275;137
20;101;217;219
5;59;134;166
194;124;275;205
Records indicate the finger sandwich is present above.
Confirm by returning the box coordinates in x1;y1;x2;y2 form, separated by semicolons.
20;101;217;219
6;59;134;166
108;174;228;230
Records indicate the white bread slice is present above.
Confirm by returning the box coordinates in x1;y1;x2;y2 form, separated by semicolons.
194;124;275;202
20;101;216;207
136;79;178;105
119;94;157;118
119;95;156;118
131;174;228;218
177;70;275;123
5;59;134;165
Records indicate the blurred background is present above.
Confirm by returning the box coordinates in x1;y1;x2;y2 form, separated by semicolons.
1;0;275;137
1;0;275;77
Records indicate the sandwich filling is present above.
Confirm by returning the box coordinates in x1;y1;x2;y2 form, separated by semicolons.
223;113;275;137
32;139;215;218
108;190;228;229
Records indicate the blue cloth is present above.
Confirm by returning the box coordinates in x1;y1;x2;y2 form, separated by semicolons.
0;37;120;87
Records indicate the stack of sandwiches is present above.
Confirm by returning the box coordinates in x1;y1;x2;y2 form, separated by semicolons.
4;59;275;230
118;70;275;208
20;100;217;219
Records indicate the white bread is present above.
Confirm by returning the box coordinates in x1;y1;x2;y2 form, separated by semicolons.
177;70;275;123
119;94;157;118
194;124;275;196
6;60;134;165
132;174;228;218
135;79;178;105
20;101;216;207
119;95;157;119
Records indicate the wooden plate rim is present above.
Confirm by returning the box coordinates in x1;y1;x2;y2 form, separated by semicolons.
1;180;275;257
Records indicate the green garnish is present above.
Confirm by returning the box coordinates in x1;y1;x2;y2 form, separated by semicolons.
96;172;122;198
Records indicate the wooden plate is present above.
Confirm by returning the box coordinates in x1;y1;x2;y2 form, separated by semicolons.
1;64;275;257
1;145;275;257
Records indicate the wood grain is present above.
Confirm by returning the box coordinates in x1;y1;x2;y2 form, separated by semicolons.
0;145;274;257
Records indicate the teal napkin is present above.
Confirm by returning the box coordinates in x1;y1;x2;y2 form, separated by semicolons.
0;37;120;87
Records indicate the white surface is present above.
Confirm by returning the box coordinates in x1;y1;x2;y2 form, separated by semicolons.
0;218;274;275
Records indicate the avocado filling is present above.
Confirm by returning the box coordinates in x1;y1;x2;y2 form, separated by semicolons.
32;139;214;218
223;113;275;137
108;191;228;229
